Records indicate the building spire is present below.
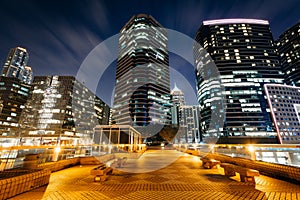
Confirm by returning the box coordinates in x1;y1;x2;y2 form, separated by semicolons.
172;82;181;92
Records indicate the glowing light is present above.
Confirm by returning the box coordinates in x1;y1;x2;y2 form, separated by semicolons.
203;19;269;26
54;146;61;153
247;145;255;152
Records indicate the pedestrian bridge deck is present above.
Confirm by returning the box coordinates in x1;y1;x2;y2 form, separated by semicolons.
10;150;300;200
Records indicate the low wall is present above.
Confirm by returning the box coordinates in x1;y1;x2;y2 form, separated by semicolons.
38;157;80;172
177;148;300;184
0;150;147;199
79;154;115;165
80;151;146;165
0;169;50;200
206;153;300;184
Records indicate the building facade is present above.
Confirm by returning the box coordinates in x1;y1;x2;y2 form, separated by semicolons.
170;85;201;143
0;77;31;138
176;105;201;143
171;83;185;107
170;84;185;125
113;14;172;135
194;19;284;141
19;76;110;145
276;22;300;86
265;84;300;144
1;47;33;84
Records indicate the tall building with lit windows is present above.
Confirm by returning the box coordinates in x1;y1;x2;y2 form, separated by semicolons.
1;47;33;84
113;14;172;134
264;84;300;144
170;85;201;143
170;84;185;125
276;22;300;86
194;19;284;142
176;105;201;144
19;76;110;145
0;77;31;139
171;83;185;107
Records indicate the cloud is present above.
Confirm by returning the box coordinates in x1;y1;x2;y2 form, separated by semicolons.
0;0;112;77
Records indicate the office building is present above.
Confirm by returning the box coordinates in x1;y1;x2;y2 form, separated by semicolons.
22;66;33;84
170;85;201;143
113;14;172;135
265;84;300;144
1;47;33;84
170;84;185;125
176;105;201;143
171;83;185;107
19;76;110;145
0;77;31;139
276;22;300;86
194;19;284;142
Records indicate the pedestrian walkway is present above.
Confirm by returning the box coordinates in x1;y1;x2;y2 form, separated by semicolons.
9;150;300;200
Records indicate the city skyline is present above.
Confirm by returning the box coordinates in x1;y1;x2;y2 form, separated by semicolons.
0;0;300;105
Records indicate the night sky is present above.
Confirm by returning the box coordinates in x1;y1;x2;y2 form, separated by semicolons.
0;0;299;106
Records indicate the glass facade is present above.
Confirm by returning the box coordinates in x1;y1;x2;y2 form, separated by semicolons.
113;14;172;131
276;22;300;86
19;76;110;145
0;77;31;137
194;19;284;140
170;85;201;143
171;84;185;107
170;84;185;125
176;105;201;144
1;47;33;84
265;84;300;144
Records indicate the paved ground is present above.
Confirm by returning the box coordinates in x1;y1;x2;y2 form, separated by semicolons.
9;150;300;200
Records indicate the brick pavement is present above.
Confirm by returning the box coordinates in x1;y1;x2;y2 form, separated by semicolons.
9;150;300;200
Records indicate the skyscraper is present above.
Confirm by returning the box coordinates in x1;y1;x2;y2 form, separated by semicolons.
194;19;284;142
113;14;172;133
19;76;110;145
170;84;185;125
22;66;33;84
0;76;31;139
171;83;185;107
276;22;300;86
176;105;201;144
1;47;33;84
264;84;300;144
170;85;201;143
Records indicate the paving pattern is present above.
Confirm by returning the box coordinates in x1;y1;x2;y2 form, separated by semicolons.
9;150;300;200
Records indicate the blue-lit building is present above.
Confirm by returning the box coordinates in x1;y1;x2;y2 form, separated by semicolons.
194;19;284;142
1;47;33;84
276;22;300;87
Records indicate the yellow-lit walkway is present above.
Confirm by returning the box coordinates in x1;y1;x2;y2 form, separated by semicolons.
10;150;300;200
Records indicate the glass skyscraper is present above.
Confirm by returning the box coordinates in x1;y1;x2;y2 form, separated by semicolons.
171;84;185;107
19;76;110;145
113;14;172;134
264;84;300;144
170;85;201;143
194;19;284;141
1;47;33;84
276;22;300;86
